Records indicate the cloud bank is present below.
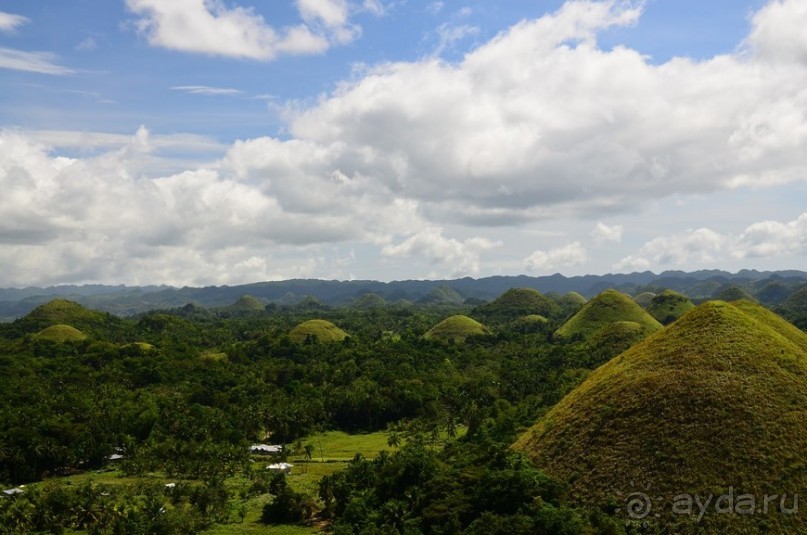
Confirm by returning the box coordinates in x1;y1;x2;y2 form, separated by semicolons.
2;0;807;285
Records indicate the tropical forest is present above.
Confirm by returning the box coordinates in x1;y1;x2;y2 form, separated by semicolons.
0;272;805;534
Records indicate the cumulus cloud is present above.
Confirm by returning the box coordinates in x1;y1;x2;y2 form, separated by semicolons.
0;129;492;285
381;226;498;277
746;0;807;64
125;0;363;59
0;11;28;32
281;0;807;226
613;213;807;271
591;222;622;243
524;242;587;273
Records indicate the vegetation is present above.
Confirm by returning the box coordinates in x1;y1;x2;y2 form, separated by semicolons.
554;289;662;342
288;319;349;344
32;323;88;343
473;288;559;323
632;291;656;307
644;289;695;324
515;300;807;534
0;283;803;534
423;315;492;343
712;284;757;302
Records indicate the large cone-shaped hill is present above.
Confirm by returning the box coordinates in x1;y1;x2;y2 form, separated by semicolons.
474;288;558;321
13;299;121;337
645;289;695;325
424;315;491;343
554;289;662;341
514;300;807;533
289;319;348;344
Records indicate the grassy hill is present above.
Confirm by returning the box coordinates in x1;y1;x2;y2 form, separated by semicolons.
288;319;348;344
632;291;656;307
352;293;387;308
645;289;695;325
32;324;88;343
514;300;807;533
417;285;465;306
783;284;807;313
423;315;491;343
11;299;123;339
226;294;265;312
554;289;662;342
712;284;757;302
475;288;558;321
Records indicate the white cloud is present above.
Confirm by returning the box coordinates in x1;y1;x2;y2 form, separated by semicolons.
126;0;360;59
282;0;807;227
591;222;622;243
613;213;807;271
0;47;74;75
0;11;28;32
362;0;386;16
381;226;498;277
524;242;587;273
735;213;807;257
746;0;807;64
297;0;348;27
172;85;244;96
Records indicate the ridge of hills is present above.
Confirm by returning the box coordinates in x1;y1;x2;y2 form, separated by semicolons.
0;269;806;321
514;300;807;533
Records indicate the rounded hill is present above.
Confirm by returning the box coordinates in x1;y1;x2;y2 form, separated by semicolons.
514;300;807;534
632;291;656;307
474;288;558;321
227;295;264;312
554;289;662;342
712;284;756;302
289;319;348;344
32;324;88;343
14;299;120;336
352;293;387;308
645;289;695;324
423;315;491;343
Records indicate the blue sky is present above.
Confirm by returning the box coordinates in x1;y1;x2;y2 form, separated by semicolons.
0;0;805;286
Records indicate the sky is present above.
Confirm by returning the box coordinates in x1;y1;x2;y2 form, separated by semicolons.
0;0;805;287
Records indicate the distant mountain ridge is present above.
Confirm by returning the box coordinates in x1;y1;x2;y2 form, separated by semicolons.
1;269;805;320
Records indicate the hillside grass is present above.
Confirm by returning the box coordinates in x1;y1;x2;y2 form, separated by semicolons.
32;324;88;343
423;315;492;343
288;320;348;344
554;289;662;341
516;300;807;534
645;289;695;324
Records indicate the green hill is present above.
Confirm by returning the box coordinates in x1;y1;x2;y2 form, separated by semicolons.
227;295;264;312
632;291;656;307
514;300;807;534
353;293;387;308
512;314;550;334
475;288;558;321
417;285;464;306
783;284;807;314
712;284;757;302
587;320;645;362
554;289;662;342
32;324;88;343
289;319;348;344
13;299;121;337
645;289;695;325
423;315;491;343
